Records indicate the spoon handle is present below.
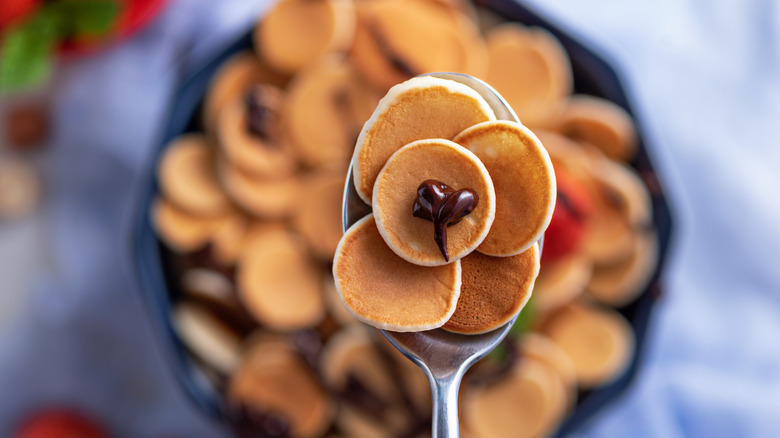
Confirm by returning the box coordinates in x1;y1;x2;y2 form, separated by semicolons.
431;371;463;438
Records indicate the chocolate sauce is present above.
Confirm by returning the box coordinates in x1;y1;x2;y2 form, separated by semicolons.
413;179;479;261
245;86;278;142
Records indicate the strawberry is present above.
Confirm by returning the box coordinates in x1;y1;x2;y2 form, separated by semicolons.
15;409;108;438
541;168;594;264
0;0;41;30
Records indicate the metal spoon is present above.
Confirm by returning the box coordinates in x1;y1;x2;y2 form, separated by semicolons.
341;73;536;437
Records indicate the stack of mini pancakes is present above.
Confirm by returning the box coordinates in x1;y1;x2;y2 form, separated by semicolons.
150;0;659;437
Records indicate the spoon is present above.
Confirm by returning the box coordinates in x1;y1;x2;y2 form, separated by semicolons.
342;73;537;437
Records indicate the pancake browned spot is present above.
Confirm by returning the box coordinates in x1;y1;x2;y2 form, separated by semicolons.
352;76;495;203
157;134;230;216
333;214;461;332
485;24;572;128
217;83;298;179
255;0;356;74
444;244;539;334
541;303;634;389
373;139;496;266
453;120;556;256
237;227;325;331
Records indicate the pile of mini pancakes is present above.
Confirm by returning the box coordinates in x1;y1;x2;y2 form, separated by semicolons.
150;0;660;437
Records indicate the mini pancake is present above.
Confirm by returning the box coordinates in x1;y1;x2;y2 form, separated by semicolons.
453;120;556;256
541;303;634;388
534;130;594;180
587;229;658;307
216;156;301;219
321;325;411;437
0;156;42;220
349;0;467;91
533;252;592;313
210;212;251;266
518;333;578;412
373;139;496;266
157;134;230;216
255;0;356;74
151;196;223;253
292;169;347;261
443;244;539;334
202;51;287;132
461;356;569;438
333;214;462;332
555;95;638;162
583;156;651;265
284;56;380;169
229;339;333;438
217;84;298;179
172;301;242;375
352;76;495;203
485;24;572;128
236;227;325;331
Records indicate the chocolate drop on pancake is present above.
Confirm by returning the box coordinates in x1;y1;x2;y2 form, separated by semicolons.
413;179;479;261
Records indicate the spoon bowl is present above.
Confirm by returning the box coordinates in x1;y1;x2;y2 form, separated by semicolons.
341;72;537;437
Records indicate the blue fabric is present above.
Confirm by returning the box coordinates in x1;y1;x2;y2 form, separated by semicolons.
1;0;779;436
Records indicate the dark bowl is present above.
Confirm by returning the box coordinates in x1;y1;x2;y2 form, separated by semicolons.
132;1;674;435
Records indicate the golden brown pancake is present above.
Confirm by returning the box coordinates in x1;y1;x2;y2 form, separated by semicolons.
321;325;412;438
202;51;288;132
229;338;333;438
255;0;356;74
216;156;301;219
333;214;462;331
461;356;569;438
541;303;634;388
157;134;230;216
518;333;578;412
555;95;638;162
236;227;325;331
443;244;539;334
485;24;572;128
217;83;298;179
352;76;495;203
349;0;466;91
582;155;651;265
283;56;380;169
151;196;223;253
292;169;347;261
587;229;658;307
453;120;556;256
533;252;592;313
172;301;242;375
373;139;496;266
322;272;357;326
209;212;250;266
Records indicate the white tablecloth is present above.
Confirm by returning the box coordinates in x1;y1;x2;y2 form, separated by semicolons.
1;0;779;436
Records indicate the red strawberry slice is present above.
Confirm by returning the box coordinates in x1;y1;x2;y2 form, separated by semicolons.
541;168;594;264
0;0;41;30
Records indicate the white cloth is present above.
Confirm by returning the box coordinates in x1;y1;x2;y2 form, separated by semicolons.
1;0;779;436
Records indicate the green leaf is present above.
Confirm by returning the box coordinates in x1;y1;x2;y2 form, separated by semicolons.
0;8;63;92
58;0;121;37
